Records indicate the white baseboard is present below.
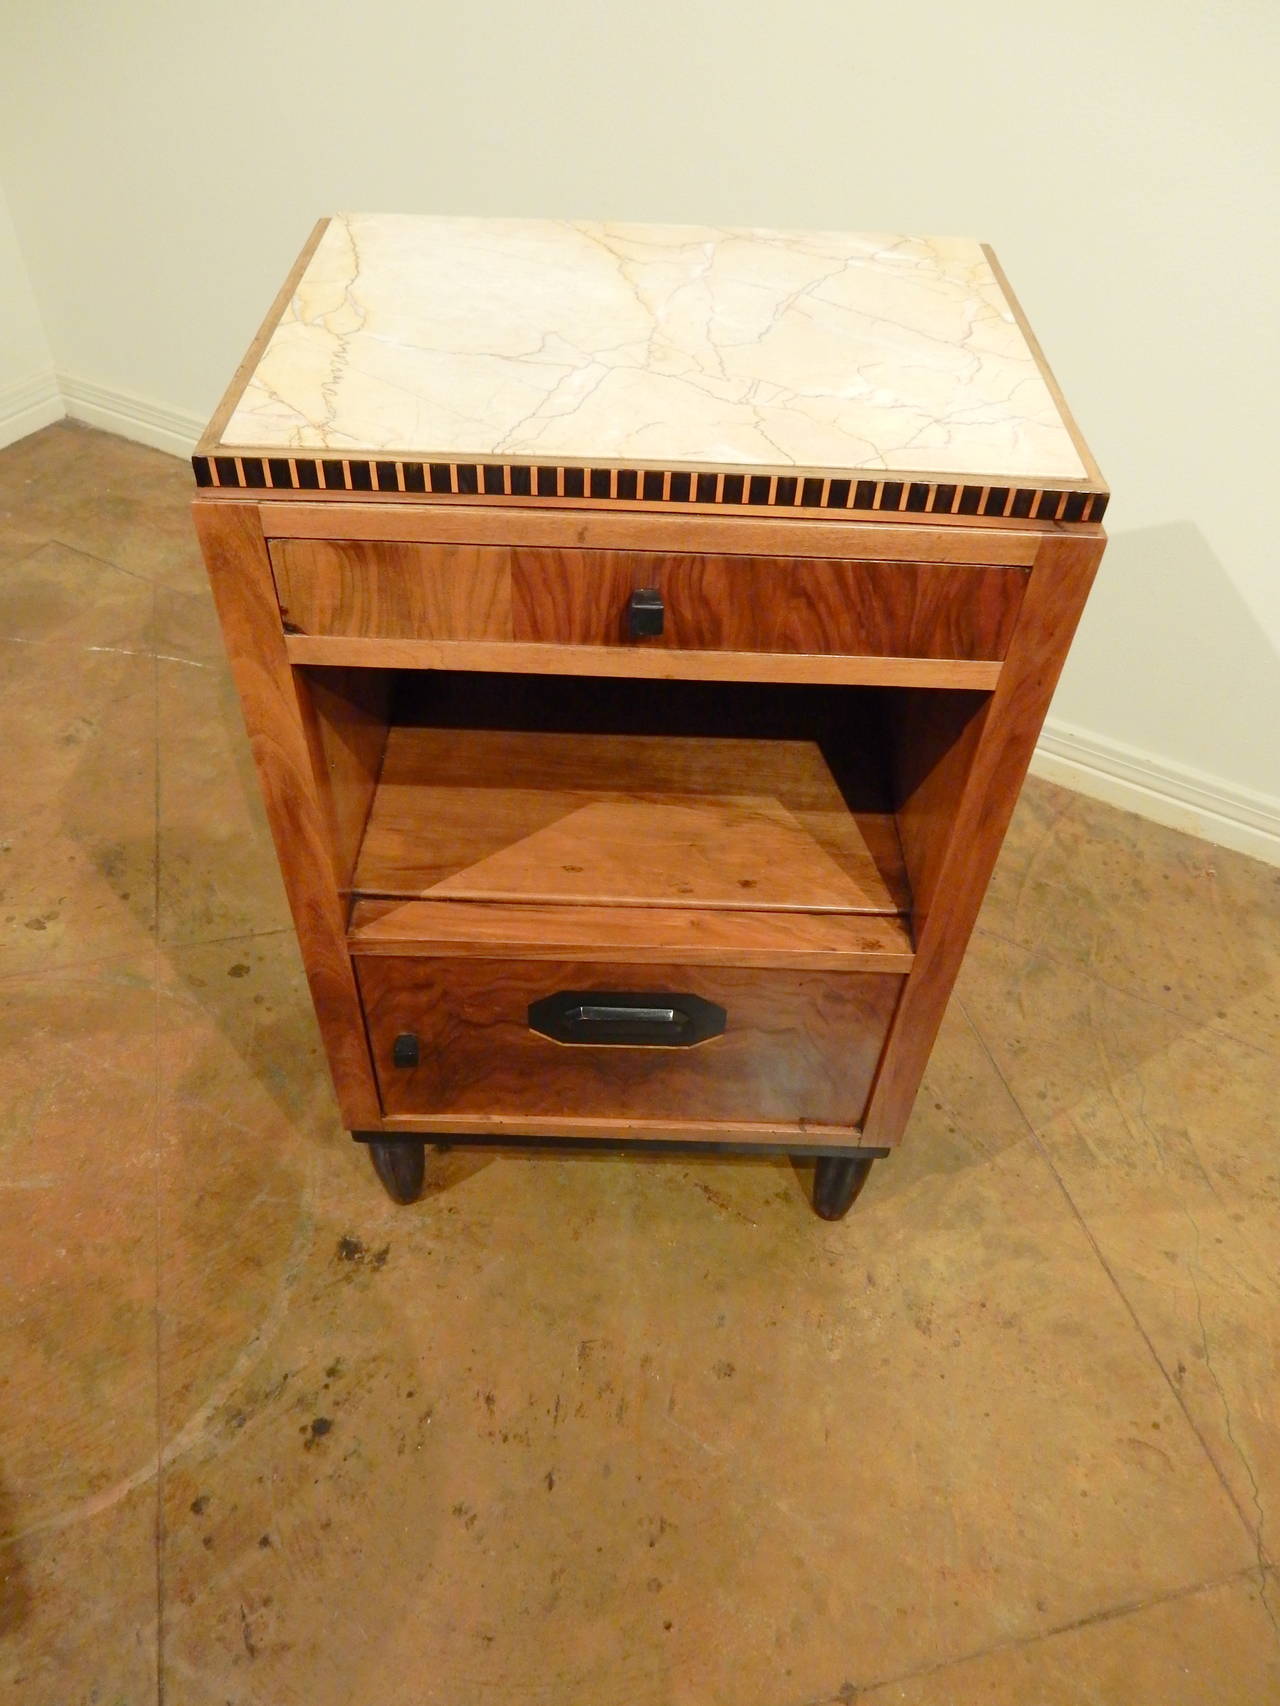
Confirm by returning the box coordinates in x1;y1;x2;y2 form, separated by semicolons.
0;367;64;449
57;370;202;459
1034;720;1280;867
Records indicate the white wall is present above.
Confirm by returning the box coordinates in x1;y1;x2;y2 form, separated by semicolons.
0;0;1276;855
0;175;57;448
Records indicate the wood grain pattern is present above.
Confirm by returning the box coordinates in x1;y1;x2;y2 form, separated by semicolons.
348;899;915;971
259;501;1043;565
860;530;1106;1147
358;954;902;1127
271;538;511;641
425;796;880;912
890;689;991;929
267;535;1024;663
294;667;390;893
284;633;1002;691
353;726;910;915
378;1112;866;1146
190;500;381;1125
511;548;1025;661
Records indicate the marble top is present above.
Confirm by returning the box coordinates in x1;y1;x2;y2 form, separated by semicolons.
217;214;1091;485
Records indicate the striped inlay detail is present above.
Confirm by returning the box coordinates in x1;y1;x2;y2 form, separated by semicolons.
194;454;1108;523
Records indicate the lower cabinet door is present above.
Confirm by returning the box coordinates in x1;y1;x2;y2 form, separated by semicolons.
356;955;902;1128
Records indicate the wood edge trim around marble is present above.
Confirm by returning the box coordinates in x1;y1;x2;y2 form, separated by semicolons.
859;528;1106;1148
197;218;332;457
981;243;1108;495
282;633;1005;691
346;898;915;972
256;501;1045;564
376;1112;875;1147
190;495;382;1127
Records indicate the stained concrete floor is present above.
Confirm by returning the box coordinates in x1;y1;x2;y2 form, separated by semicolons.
1;419;1277;1704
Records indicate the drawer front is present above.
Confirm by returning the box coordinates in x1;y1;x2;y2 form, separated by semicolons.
357;955;903;1127
511;548;1023;661
270;538;1024;661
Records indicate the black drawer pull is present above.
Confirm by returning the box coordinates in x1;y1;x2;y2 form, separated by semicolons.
392;1032;420;1068
528;990;725;1047
627;587;665;638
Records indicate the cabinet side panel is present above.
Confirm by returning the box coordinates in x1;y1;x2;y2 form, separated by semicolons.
295;667;390;893
890;689;991;929
861;531;1105;1147
192;499;381;1126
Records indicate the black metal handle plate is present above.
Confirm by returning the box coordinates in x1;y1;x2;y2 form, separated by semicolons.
627;587;664;638
528;990;725;1047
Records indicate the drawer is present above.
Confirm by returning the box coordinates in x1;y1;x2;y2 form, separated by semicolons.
270;538;1025;662
357;954;903;1127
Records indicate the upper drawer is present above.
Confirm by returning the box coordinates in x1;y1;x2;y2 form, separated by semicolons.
269;538;1025;662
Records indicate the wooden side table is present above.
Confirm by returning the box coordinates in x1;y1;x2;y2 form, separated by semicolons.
192;216;1106;1219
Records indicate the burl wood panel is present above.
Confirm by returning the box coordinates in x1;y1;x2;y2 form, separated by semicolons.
348;898;915;972
358;955;903;1127
268;537;1024;662
353;726;911;915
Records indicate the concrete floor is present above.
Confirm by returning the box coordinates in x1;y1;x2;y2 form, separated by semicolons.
1;420;1277;1704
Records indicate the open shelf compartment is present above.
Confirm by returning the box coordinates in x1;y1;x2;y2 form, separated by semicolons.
287;665;1003;1136
339;672;915;971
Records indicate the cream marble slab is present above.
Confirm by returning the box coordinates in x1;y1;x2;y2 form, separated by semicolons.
220;213;1088;482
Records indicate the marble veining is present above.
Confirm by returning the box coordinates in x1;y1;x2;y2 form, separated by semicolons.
220;214;1087;482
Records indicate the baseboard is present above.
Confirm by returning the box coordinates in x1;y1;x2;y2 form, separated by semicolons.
0;367;64;450
1033;720;1280;867
57;370;202;459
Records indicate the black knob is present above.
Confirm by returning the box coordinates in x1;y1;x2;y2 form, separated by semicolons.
392;1033;420;1068
627;586;664;638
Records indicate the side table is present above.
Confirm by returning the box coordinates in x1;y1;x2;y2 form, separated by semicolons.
192;215;1106;1218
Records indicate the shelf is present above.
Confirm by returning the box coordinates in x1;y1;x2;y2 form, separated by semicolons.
349;898;913;971
351;724;911;918
285;632;1003;691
